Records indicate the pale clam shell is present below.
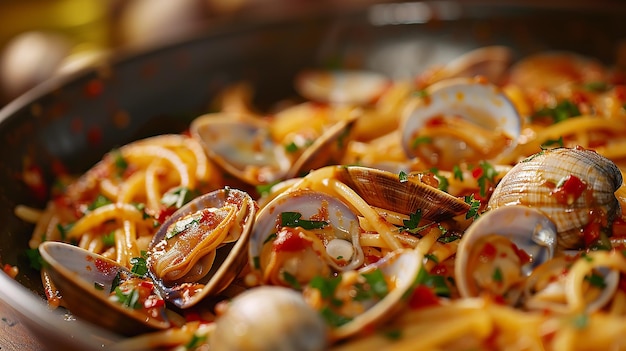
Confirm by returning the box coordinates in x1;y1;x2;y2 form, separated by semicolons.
455;205;558;300
401;77;521;169
488;147;623;249
249;188;364;279
39;241;170;335
295;70;390;105
335;166;470;221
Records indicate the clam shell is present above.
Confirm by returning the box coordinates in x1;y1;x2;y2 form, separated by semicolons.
334;166;469;221
488;147;623;249
455;205;558;300
330;249;423;340
401;77;521;169
190;113;291;185
39;241;170;336
249;188;364;282
148;188;257;308
295;70;390;105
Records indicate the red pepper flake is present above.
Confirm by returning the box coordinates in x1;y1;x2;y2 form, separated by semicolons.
84;79;104;98
478;242;497;262
273;227;311;252
583;216;602;247
425;115;446;128
94;258;118;275
511;242;532;265
144;297;165;309
471;167;483;179
551;174;587;205
408;285;440;309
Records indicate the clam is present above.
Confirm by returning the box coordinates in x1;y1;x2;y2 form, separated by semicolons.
190;114;291;185
454;205;558;305
423;46;513;85
249;189;364;287
295;70;390;105
38;241;170;336
210;286;328;351
322;248;423;340
523;253;620;314
190;112;358;185
334;166;470;221
488;147;623;249
400;77;521;170
148;187;257;309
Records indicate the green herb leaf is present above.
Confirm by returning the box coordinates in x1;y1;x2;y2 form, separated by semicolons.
541;136;564;149
282;271;301;289
452;165;464;181
25;248;44;271
185;333;208;349
585;273;606;288
320;307;352;328
383;329;402;340
492;267;503;283
464;194;481;220
280;212;328;230
114;287;142;309
424;253;439;264
130;256;148;277
477;161;497;198
256;180;280;198
94;282;105;291
582;81;608;92
398;171;408;183
56;223;74;241
110;148;128;175
412;136;432;149
309;275;342;299
101;231;116;246
165;214;200;240
285;141;299;153
414;266;450;297
110;271;122;293
160;187;198;209
361;269;389;299
533;99;580;124
430;168;449;193
87;194;112;211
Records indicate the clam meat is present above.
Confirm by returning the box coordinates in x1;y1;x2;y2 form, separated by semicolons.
148;188;257;308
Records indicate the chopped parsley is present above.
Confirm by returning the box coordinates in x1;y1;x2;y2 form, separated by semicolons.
309;275;342;299
452;165;463;181
114;287;141;309
532;99;580;124
412;136;432;149
282;271;301;289
130;256;148;277
541;136;564;149
101;231;116;246
94;282;105;291
399;209;431;235
87;194;112;211
160;186;197;209
476;161;497;198
281;212;328;230
464;194;481;220
430;168;449;193
361;270;389;299
185;333;208;349
582;81;608;92
320;306;352;327
256;180;280;197
284;141;299;153
414;266;450;297
492;267;503;283
56;223;74;241
585;272;606;288
110;148;128;175
165;215;200;240
25;248;44;271
398;171;408;183
424;253;439;263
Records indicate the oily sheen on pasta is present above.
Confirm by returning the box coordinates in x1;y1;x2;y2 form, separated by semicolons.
16;46;626;351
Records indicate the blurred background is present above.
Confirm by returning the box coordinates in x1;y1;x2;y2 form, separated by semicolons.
0;0;333;106
0;0;623;107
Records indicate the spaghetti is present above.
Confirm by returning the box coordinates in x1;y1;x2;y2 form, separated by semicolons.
15;47;626;350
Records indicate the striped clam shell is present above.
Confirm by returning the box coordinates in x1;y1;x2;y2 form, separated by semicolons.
487;147;622;249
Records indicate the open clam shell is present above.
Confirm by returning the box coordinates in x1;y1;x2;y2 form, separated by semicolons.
326;249;423;340
423;46;513;85
249;189;364;287
454;205;558;303
148;188;257;309
488;147;623;249
334;166;470;221
295;70;390;105
401;77;521;170
190;113;291;185
39;241;170;336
